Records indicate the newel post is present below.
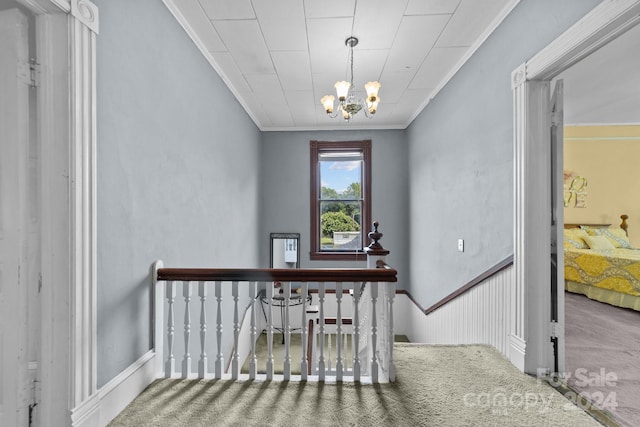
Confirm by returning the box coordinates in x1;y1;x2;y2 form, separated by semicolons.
364;221;389;267
364;221;395;381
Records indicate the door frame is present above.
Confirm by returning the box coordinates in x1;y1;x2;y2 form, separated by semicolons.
511;0;640;375
15;0;98;425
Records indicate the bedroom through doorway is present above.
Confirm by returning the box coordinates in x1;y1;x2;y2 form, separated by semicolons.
554;21;640;427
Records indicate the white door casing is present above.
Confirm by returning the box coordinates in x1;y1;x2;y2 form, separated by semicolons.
9;0;99;425
0;8;32;426
512;0;640;375
550;80;565;375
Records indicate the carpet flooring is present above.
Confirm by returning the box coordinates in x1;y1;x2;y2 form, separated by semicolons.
109;344;599;427
240;333;410;375
565;291;640;427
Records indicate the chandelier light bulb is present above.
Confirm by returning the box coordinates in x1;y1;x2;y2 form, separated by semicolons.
334;81;351;101
367;97;380;114
364;81;381;102
320;95;335;114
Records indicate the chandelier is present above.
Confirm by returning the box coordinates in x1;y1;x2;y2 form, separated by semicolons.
320;36;381;122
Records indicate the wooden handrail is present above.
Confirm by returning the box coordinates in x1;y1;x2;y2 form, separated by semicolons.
157;266;397;283
424;254;514;315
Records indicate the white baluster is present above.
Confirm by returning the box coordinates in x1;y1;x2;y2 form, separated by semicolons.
249;281;258;380
232;281;239;379
214;281;223;379
370;282;379;383
300;283;309;380
283;282;291;379
336;281;343;381
266;282;274;380
352;282;362;382
387;283;396;381
198;281;208;378
182;281;192;378
153;261;164;376
165;281;175;378
318;282;326;381
327;329;333;374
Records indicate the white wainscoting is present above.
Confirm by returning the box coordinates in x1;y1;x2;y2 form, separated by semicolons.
71;351;157;427
399;264;516;362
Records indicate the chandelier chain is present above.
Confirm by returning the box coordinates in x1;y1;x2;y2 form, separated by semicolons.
349;41;354;88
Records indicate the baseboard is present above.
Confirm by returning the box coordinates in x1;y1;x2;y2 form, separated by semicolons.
509;334;526;372
71;350;157;427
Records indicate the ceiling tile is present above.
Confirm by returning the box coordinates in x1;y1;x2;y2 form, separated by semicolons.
244;74;287;105
377;71;416;103
307;17;354;74
352;0;408;50
284;90;316;113
210;52;251;92
198;0;255;20
351;49;388;83
174;0;226;52
405;0;461;15
284;91;318;127
252;0;307;51
213;20;275;74
264;106;294;128
384;14;451;72
304;0;355;18
272;51;312;91
410;46;468;89
436;0;509;47
237;90;270;126
388;88;433;118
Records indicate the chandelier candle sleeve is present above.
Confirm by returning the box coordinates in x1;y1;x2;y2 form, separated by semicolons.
320;36;381;122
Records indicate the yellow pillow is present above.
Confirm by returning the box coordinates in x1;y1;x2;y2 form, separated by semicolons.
563;228;589;249
587;227;632;249
584;235;615;250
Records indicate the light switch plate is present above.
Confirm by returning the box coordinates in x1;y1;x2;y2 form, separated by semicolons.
458;239;464;252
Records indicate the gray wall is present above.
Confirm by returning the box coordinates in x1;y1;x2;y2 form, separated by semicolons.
260;130;409;289
95;0;261;387
406;0;600;308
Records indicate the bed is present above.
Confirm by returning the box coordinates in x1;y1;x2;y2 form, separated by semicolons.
563;214;640;311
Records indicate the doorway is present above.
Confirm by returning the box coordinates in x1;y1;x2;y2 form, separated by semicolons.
511;0;640;376
554;22;640;427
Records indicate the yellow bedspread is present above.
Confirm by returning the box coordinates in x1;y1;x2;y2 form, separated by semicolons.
564;248;640;296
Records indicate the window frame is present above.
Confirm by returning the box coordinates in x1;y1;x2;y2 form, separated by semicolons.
310;140;371;261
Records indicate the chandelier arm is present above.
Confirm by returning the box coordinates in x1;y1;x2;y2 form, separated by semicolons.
360;99;373;119
326;108;340;119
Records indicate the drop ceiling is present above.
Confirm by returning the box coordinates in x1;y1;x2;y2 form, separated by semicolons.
165;0;518;131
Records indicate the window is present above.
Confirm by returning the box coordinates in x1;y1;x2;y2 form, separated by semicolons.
310;140;371;260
